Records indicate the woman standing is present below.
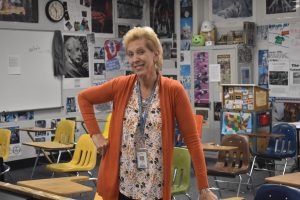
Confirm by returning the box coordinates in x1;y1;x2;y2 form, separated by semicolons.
78;26;217;200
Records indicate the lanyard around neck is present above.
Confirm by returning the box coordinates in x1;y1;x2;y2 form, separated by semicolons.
136;77;158;136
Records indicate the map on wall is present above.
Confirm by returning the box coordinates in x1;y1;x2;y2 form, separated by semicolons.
221;112;252;135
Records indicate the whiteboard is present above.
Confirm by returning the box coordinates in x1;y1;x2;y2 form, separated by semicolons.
0;29;62;112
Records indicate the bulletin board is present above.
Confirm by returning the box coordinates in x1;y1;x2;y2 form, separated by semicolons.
0;29;62;112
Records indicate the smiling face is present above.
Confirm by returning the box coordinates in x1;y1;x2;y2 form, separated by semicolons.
126;39;158;78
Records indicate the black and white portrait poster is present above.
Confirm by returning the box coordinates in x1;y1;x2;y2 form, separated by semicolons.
150;0;175;38
117;0;144;20
63;35;89;78
92;0;113;33
266;0;296;14
212;0;252;21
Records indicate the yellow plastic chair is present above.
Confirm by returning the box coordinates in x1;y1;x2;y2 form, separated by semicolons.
25;119;76;178
0;129;12;181
171;147;191;200
102;113;112;139
94;192;103;200
46;134;97;178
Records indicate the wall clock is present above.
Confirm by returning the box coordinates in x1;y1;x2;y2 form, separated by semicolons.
45;0;65;22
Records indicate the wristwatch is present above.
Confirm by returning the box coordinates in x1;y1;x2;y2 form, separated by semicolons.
199;188;211;195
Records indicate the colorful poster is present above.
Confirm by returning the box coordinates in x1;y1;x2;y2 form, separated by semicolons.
221;112;252;135
217;54;231;84
258;50;269;88
193;52;209;107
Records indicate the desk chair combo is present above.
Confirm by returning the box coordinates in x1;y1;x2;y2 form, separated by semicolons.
46;134;97;181
207;134;252;197
0;129;12;182
249;123;297;176
23;119;76;178
254;184;300;200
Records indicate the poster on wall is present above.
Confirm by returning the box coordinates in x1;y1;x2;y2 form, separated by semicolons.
180;64;192;101
150;0;174;38
0;0;38;23
91;0;113;33
221;112;252;135
258;50;269;88
266;0;296;15
217;54;231;84
211;0;253;22
63;35;89;78
193;52;209;108
180;0;192;50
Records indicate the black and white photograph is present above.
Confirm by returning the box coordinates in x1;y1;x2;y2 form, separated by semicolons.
269;71;288;85
64;35;89;78
117;24;131;38
213;102;222;121
150;0;175;38
266;0;296;14
94;63;106;76
212;0;253;20
117;0;144;19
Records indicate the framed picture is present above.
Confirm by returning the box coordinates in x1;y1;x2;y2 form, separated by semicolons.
91;0;113;34
0;0;38;23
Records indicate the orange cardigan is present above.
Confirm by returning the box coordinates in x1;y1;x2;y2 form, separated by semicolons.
78;74;208;200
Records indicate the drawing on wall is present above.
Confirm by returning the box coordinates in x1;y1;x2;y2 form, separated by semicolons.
258;49;269;88
0;0;38;23
193;52;209;108
217;54;231;84
117;0;144;19
266;0;296;14
150;0;174;38
91;0;113;33
212;0;252;20
64;35;89;78
268;23;289;47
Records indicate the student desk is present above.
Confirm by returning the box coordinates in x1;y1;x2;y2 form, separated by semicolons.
0;181;74;200
22;142;74;179
265;172;300;188
17;176;93;196
202;143;238;151
17;127;55;163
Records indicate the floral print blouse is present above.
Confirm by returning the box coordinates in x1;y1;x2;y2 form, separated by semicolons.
119;81;163;200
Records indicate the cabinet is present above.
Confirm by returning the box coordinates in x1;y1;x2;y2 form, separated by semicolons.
190;45;254;144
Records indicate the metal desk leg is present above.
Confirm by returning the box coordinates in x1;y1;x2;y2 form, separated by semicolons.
31;149;41;179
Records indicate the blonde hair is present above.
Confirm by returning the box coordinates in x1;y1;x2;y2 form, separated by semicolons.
123;26;163;71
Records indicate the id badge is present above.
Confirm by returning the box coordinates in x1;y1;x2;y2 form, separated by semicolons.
137;148;148;169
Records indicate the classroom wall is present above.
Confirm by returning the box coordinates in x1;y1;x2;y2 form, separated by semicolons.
1;0;300;161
